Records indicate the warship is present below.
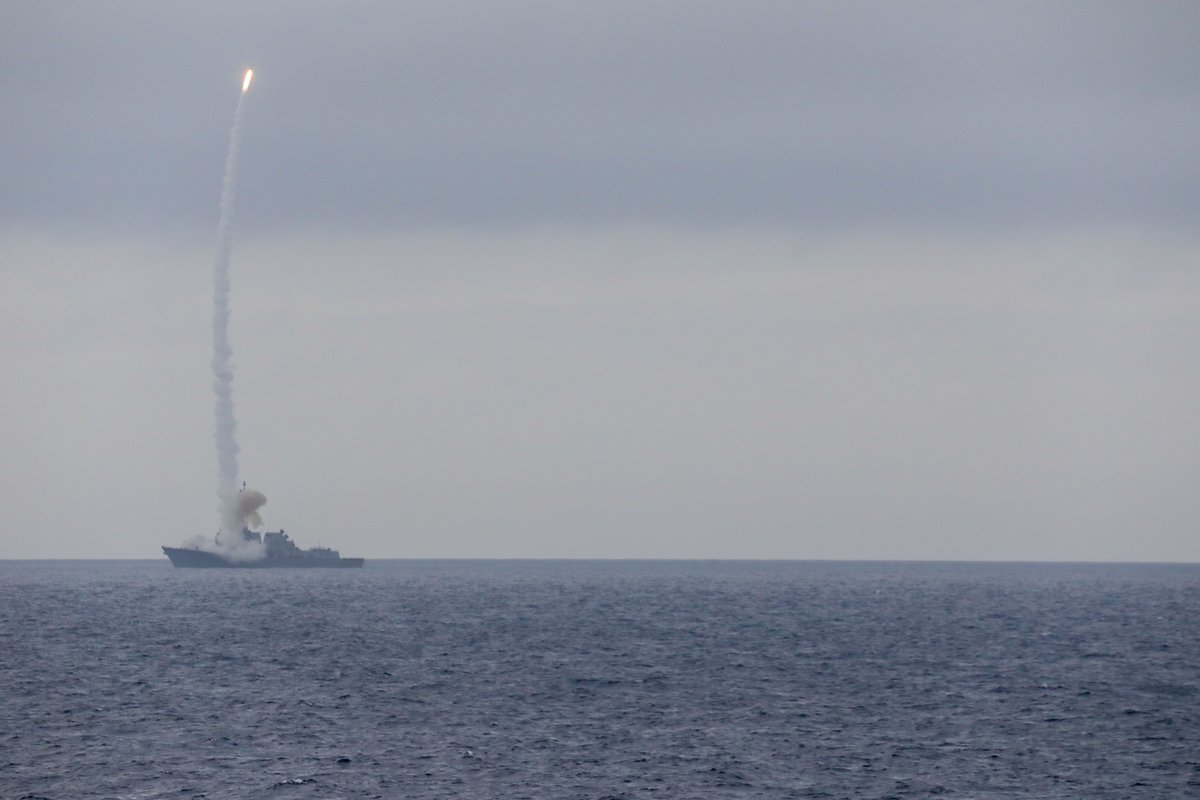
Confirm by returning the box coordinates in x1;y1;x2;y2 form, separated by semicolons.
163;528;364;568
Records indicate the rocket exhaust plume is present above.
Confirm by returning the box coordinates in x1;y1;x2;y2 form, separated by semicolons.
211;69;255;551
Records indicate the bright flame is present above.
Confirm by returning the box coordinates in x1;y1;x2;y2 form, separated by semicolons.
242;69;253;93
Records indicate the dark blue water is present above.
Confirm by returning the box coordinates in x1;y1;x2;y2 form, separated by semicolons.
2;560;1198;799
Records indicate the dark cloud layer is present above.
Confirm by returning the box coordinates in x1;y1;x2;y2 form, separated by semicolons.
3;1;1198;233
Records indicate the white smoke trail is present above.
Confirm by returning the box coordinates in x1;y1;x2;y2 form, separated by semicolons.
212;82;250;550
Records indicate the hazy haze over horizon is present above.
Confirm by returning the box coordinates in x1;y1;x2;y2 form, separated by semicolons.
2;2;1198;560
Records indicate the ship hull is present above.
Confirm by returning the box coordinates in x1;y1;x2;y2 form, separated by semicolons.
162;546;364;568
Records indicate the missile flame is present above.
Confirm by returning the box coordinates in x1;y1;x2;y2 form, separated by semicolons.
242;69;253;93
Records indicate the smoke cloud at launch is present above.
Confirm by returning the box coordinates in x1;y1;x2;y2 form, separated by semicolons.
237;489;268;530
179;487;268;561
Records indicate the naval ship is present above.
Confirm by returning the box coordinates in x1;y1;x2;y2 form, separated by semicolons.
163;528;364;568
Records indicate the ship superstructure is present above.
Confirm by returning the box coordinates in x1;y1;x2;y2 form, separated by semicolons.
162;528;364;568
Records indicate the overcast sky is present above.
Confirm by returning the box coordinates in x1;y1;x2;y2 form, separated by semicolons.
2;2;1198;560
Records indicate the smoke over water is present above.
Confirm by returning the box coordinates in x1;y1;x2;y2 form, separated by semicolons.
207;73;261;559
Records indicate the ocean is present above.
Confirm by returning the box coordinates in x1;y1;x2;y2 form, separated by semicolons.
2;559;1197;799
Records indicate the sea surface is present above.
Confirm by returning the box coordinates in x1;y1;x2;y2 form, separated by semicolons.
2;559;1198;799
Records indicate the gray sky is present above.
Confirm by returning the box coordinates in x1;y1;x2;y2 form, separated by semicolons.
2;2;1199;560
